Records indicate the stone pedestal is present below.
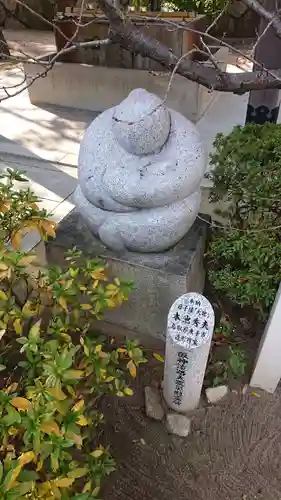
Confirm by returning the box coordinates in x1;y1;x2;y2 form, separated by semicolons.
46;210;207;344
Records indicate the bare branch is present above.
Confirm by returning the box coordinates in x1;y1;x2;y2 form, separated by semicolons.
205;0;229;33
250;18;274;56
3;0;281;99
242;0;281;37
49;37;111;58
199;38;225;77
96;0;281;92
13;0;71;42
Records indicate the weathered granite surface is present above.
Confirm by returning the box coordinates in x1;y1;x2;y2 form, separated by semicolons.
74;88;206;253
46;211;207;342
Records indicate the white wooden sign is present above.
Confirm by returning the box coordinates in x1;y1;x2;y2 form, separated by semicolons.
163;293;214;412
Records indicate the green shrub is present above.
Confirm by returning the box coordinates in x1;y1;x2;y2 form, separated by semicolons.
170;0;227;15
0;169;146;499
207;123;281;318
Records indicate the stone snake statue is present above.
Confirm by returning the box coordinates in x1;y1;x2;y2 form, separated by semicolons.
74;88;206;253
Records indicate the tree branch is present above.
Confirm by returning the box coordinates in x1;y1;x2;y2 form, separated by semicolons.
97;0;281;93
242;0;281;37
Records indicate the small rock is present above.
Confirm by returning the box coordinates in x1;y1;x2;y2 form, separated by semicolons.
242;384;249;395
166;413;191;437
144;386;164;421
160;379;164;389
206;385;228;404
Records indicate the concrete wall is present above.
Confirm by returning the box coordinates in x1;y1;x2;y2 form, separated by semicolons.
3;0;54;29
24;56;228;124
25;61;212;123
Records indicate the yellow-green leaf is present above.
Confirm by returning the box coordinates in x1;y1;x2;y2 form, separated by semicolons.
67;467;88;479
91;268;106;281
64;369;84;379
94;344;102;353
127;359;137;378
11;231;22;250
47;387;67;401
6;382;18;395
71;399;85;412
18;255;36;266
107;298;117;308
92;486;100;497
124;387;134;396
66;432;83;447
76;415;88;426
80;303;91;311
37;481;50;495
59;332;72;343
55;477;74;488
82;480;92;493
58;296;68;312
29;320;41;339
90;448;104;458
18;451;35;466
67;385;76;397
22;301;37;317
7;464;22;489
116;391;124;397
41;420;61;436
13;318;22;335
0;290;7;301
40;220;56;238
51;454;59;472
83;344;90;356
252;392;261;398
11;397;29;411
36;458;44;471
153;352;165;363
64;280;73;290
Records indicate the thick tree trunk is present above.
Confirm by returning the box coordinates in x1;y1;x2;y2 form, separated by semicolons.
246;0;281;124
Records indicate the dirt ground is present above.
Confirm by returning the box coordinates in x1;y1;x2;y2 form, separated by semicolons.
101;370;281;500
99;284;277;500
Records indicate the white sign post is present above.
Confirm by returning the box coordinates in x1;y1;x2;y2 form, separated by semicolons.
163;293;215;413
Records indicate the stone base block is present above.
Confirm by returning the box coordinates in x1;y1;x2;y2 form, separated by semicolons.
46;210;207;344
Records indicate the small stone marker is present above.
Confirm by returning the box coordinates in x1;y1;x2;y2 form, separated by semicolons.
205;385;228;404
144;386;164;421
166;413;191;437
163;293;215;412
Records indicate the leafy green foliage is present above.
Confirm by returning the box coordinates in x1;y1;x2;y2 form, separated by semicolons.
0;170;146;498
214;314;234;339
210;344;246;387
207;123;281;317
170;0;227;15
0;169;56;247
